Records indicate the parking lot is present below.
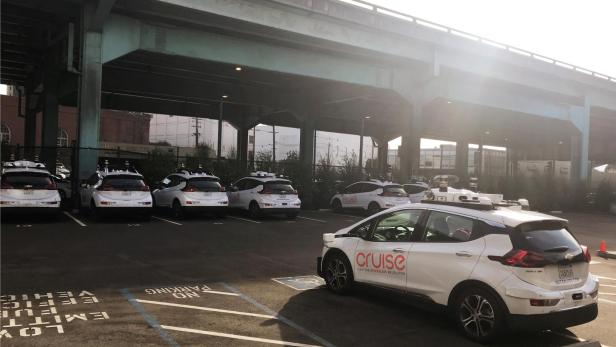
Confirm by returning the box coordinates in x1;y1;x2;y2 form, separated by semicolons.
2;210;616;347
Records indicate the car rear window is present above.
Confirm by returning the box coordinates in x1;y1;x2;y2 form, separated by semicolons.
513;221;582;257
101;175;146;191
1;172;53;189
264;180;295;194
383;185;407;197
404;184;428;195
187;177;221;192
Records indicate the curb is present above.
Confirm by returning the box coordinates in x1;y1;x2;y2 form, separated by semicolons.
565;340;601;347
597;250;616;259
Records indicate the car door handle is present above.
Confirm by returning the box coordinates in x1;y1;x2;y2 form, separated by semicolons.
393;248;405;253
456;251;473;257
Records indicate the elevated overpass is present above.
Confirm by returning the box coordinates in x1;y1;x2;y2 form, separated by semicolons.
2;0;615;188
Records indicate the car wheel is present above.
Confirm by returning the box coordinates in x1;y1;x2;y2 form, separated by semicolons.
323;253;354;294
172;200;184;219
249;201;262;220
286;212;298;219
367;202;380;215
331;199;342;212
453;286;505;343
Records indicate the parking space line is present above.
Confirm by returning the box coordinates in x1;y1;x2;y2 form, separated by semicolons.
597;275;616;281
297;216;327;223
63;211;87;226
136;299;276;319
161;325;321;347
227;216;261;224
152;216;183;226
600;298;616;304
121;289;180;347
600;284;616;288
221;283;336;347
600;292;616;296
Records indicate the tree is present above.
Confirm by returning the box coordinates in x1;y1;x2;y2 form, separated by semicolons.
255;150;273;172
139;148;178;184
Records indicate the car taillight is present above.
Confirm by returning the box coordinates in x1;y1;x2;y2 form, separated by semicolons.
140;185;150;191
488;249;550;268
291;189;298;195
581;245;591;263
46;181;57;190
219;186;225;192
182;185;197;192
98;184;115;191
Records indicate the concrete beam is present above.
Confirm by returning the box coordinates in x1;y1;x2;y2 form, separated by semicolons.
89;0;116;32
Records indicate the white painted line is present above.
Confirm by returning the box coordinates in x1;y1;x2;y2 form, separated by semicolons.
297;216;327;223
597;275;616;281
160;325;321;347
590;260;602;264
152;216;182;226
198;290;240;297
64;211;86;226
600;292;616;296
136;299;273;318
227;215;261;224
600;298;616;304
600;284;616;288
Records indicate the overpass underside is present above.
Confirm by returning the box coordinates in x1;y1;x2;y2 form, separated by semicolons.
2;0;615;197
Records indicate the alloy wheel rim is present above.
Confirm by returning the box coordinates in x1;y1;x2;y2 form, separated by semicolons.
459;294;495;337
326;258;347;290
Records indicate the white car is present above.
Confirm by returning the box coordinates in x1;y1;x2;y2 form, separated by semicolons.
403;182;430;203
317;196;597;342
330;180;410;214
227;172;301;219
1;160;61;216
152;168;228;218
79;163;152;219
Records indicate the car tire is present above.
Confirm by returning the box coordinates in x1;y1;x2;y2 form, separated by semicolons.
286;212;298;219
331;199;342;212
172;199;184;219
367;202;380;215
323;252;354;294
452;286;506;343
249;201;262;220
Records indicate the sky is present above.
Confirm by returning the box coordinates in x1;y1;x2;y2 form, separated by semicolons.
376;0;616;149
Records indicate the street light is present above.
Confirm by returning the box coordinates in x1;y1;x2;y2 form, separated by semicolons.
235;66;242;71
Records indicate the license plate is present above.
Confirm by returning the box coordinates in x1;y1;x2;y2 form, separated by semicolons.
282;203;288;206
23;190;33;195
558;264;574;280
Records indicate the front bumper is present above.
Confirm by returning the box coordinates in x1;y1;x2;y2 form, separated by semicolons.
508;303;598;331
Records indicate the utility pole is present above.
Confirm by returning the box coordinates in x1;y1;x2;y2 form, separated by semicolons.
252;126;256;170
217;102;223;162
192;117;201;147
272;125;276;164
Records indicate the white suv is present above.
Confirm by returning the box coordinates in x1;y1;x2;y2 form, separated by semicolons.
227;172;301;219
152;168;228;218
330;180;410;214
317;198;597;342
1;160;61;216
79;163;152;220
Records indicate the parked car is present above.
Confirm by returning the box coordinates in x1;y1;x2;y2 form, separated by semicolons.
152;167;228;218
1;160;61;216
79;162;152;220
227;172;301;219
330;180;410;214
317;193;596;342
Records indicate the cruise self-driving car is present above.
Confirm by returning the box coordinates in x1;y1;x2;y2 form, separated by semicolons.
330;180;410;214
227;172;301;219
79;162;152;219
1;160;61;215
403;181;430;203
317;194;597;342
152;167;228;218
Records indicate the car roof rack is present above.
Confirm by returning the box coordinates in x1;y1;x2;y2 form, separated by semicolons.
250;171;276;178
102;160;139;174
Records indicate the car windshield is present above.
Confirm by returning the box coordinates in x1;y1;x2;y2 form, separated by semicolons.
384;185;407;197
187;177;222;192
1;172;53;189
101;175;146;191
264;180;295;194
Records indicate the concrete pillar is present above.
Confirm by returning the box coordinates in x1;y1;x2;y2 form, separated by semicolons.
400;103;423;181
299;120;315;208
377;138;389;177
24;86;37;159
570;101;590;183
456;140;468;182
41;60;60;170
76;12;103;180
236;127;248;171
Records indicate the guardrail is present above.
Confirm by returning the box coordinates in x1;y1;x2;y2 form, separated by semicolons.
322;0;616;84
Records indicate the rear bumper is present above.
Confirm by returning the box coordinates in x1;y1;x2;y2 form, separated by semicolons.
508;303;598;331
261;207;300;215
1;206;61;215
181;206;228;213
95;207;152;215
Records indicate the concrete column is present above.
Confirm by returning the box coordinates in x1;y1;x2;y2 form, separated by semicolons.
76;28;103;179
24;86;37;158
236;126;248;171
570;101;590;183
400;103;423;181
41;86;59;170
299;120;315;208
376;137;389;177
456;140;468;182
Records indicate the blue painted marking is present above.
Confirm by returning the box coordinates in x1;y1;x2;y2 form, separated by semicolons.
273;276;325;290
120;288;180;347
221;282;336;347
